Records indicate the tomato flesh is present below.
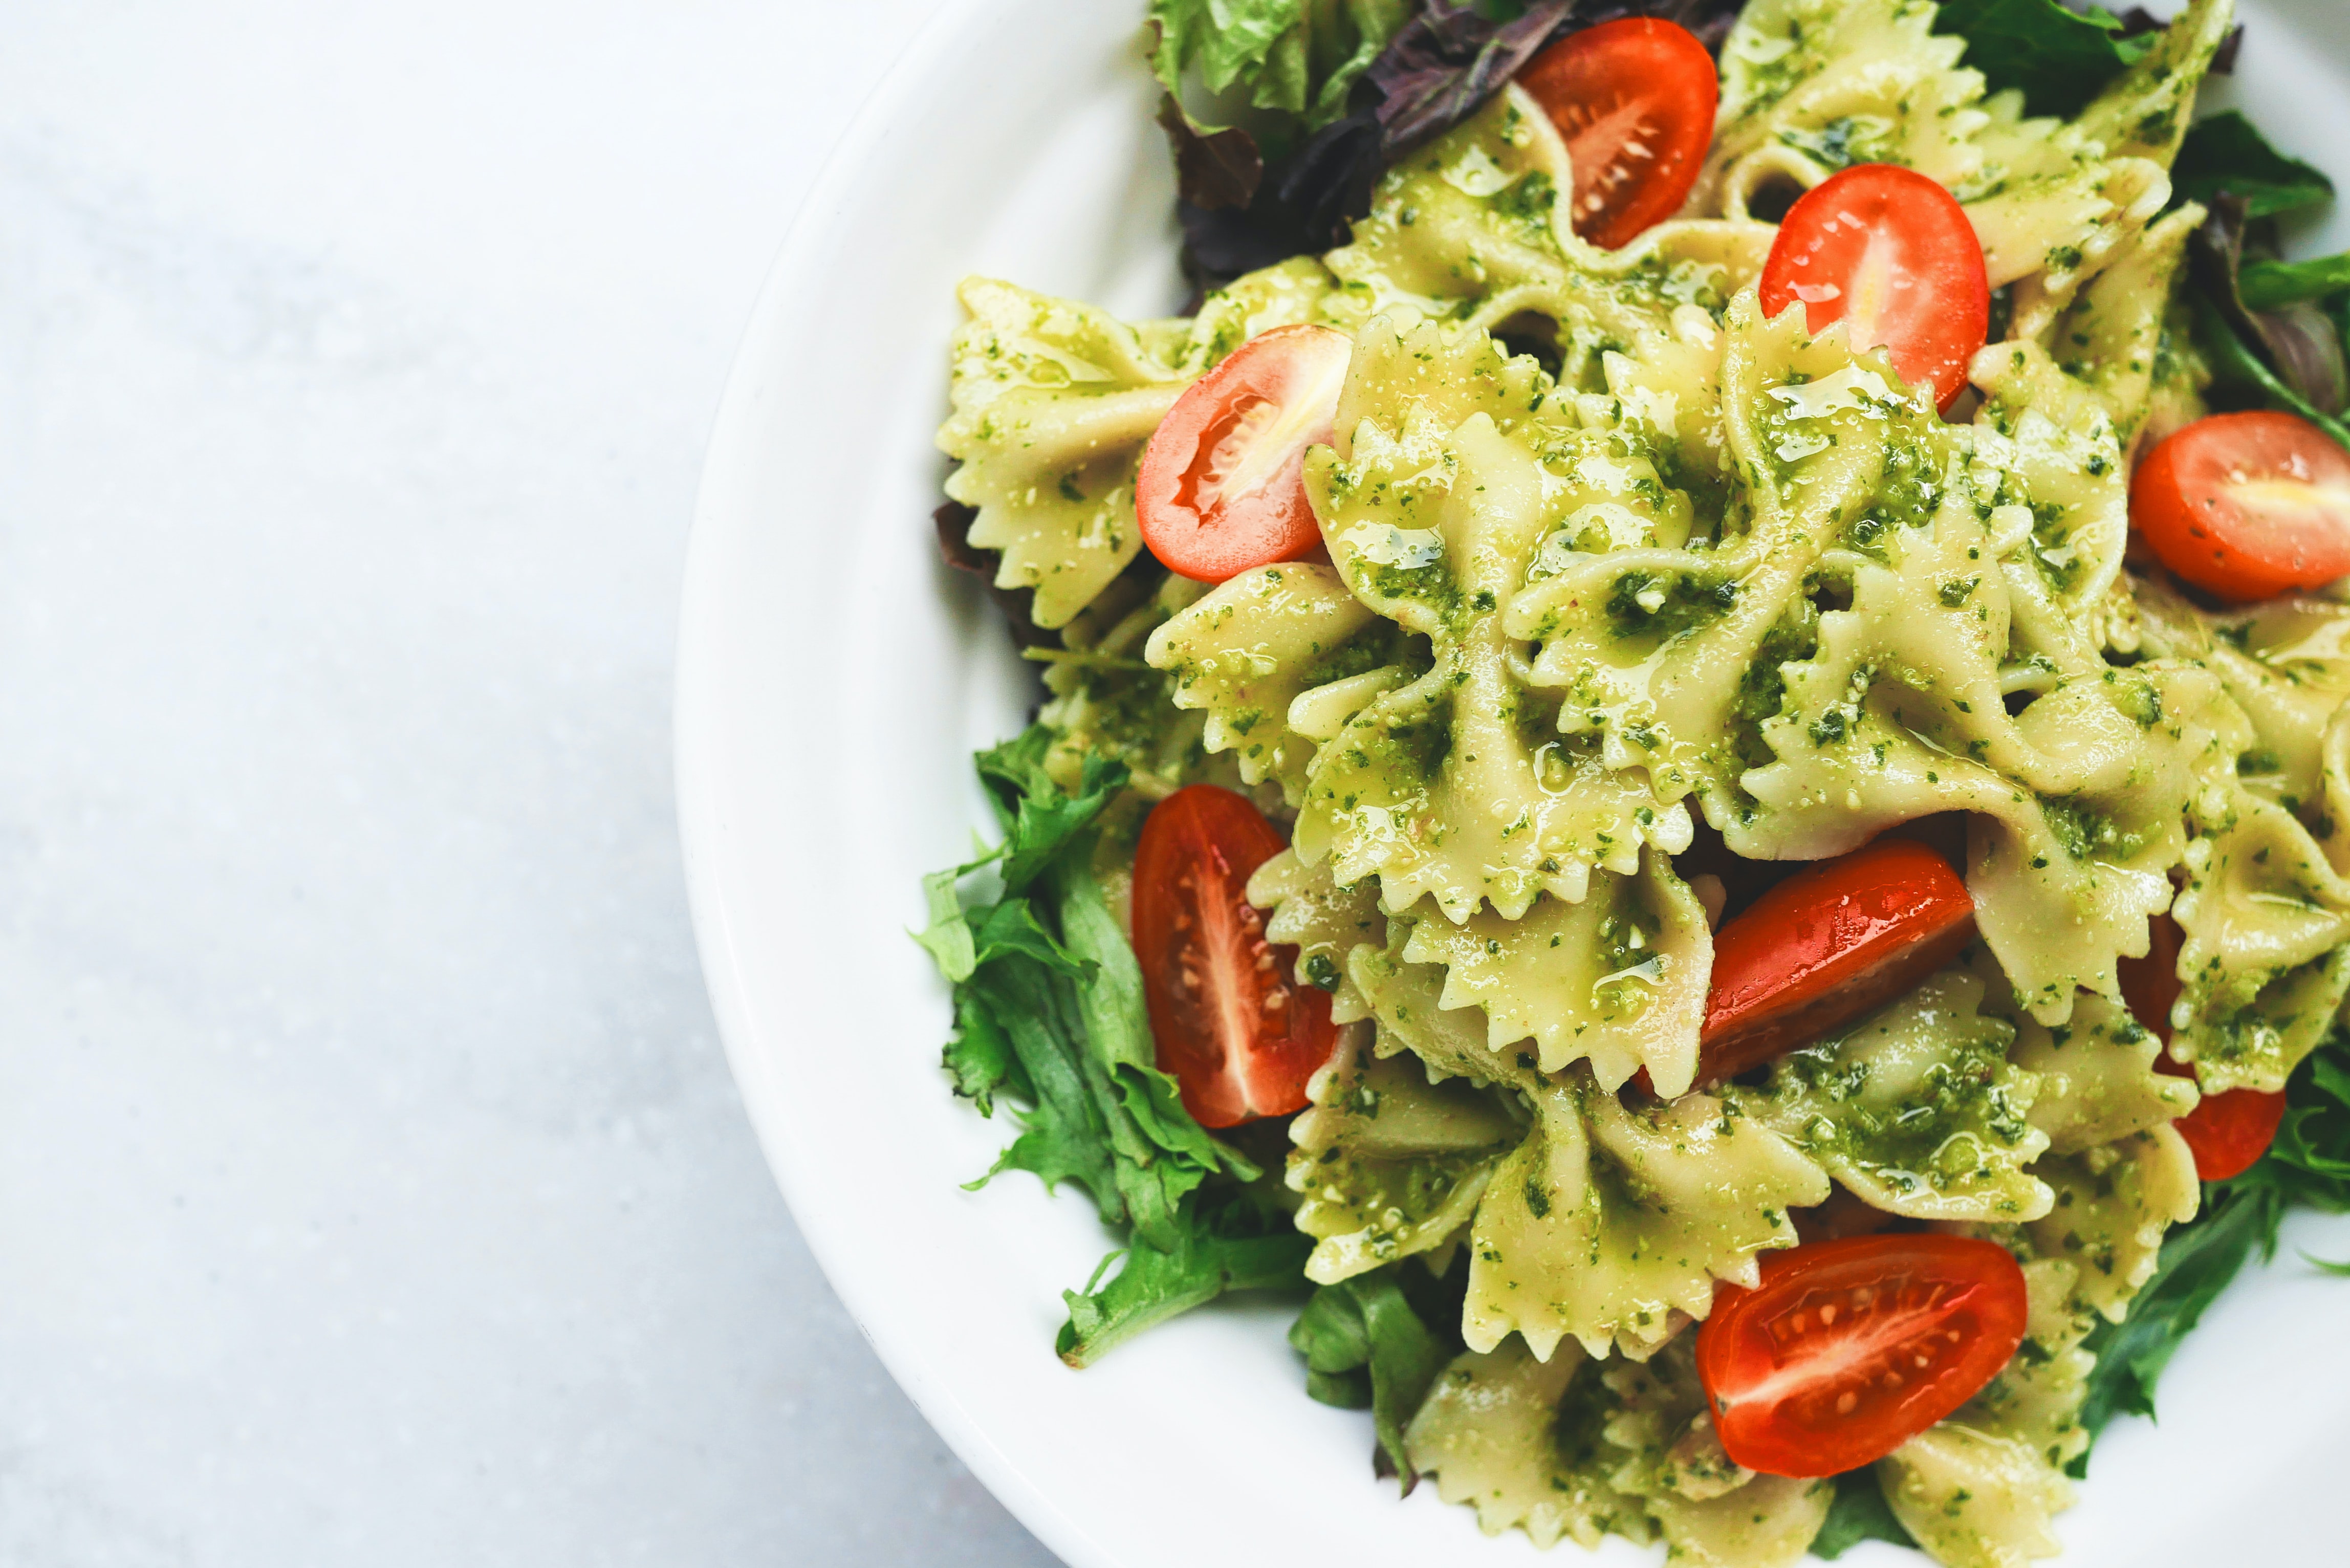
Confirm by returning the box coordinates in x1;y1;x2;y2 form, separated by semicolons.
1697;1234;2029;1477
1697;837;1976;1085
1517;17;1718;251
1758;164;1991;413
2130;410;2350;601
2121;912;2288;1181
1137;324;1352;584
1130;785;1337;1127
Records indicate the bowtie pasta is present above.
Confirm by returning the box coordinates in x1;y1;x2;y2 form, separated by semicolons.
925;0;2350;1561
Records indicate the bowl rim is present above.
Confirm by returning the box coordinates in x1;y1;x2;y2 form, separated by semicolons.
674;0;1100;1561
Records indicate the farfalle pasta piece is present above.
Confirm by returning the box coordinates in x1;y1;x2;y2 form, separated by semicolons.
1400;850;1712;1097
1325;86;1771;390
1602;1343;1833;1568
2072;0;2237;169
1287;1027;1524;1284
1347;919;1531;1089
2172;789;2350;1093
1514;290;1967;807
939;260;1333;628
1144;560;1418;802
1739;969;2053;1223
1702;0;1990;215
2008;990;2198;1156
1881;1418;2076;1568
1405;1338;1656;1551
1035;572;1217;798
2025;1127;2201;1321
1463;1070;1830;1361
1297;319;1695;920
1245;847;1386;1024
2127;583;2350;1090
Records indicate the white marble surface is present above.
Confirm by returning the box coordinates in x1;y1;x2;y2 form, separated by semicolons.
0;3;1058;1562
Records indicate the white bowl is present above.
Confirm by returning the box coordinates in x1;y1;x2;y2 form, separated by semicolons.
677;1;2350;1562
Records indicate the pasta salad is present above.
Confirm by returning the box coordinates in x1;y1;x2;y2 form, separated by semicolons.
914;1;2350;1562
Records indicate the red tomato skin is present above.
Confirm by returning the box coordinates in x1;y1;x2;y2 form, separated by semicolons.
1697;1234;2029;1478
1518;18;1718;251
1697;838;1976;1085
2169;1085;2288;1181
1136;324;1353;584
2130;411;2350;601
2123;912;2288;1181
1757;165;1990;412
1129;785;1337;1128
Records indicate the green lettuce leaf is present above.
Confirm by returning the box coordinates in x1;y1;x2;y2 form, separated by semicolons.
2072;1184;2279;1467
2241;253;2350;312
974;730;1125;895
923;723;1266;1319
912;865;978;982
1934;0;2152;120
1058;1182;1314;1366
1150;0;1410;134
2174;111;2336;219
1289;1265;1454;1487
2193;293;2350;450
943;985;1028;1117
1812;1467;1920;1560
2074;1026;2350;1471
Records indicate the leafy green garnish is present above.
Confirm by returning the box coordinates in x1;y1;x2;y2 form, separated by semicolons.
2074;1025;2350;1471
1058;1181;1313;1366
2173;111;2337;219
2192;294;2350;451
1149;0;1406;134
2073;1183;2278;1465
921;724;1281;1351
1811;1467;1920;1560
1289;1265;1456;1486
2241;253;2350;312
1148;0;1411;212
1933;0;2153;121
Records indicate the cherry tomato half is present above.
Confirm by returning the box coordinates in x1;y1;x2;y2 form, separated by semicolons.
2120;913;2288;1181
2130;410;2350;602
1697;1234;2029;1477
1137;324;1352;584
1697;837;1976;1086
1758;164;1991;413
1130;785;1337;1127
1517;17;1718;251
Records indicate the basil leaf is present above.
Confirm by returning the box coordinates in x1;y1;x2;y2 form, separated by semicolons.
1933;0;2153;121
1811;1467;1920;1560
1058;1182;1314;1366
2242;253;2350;311
2189;194;2350;426
1288;1265;1456;1488
2174;110;2335;219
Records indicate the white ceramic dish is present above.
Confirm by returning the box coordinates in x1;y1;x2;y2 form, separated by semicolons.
677;3;2350;1562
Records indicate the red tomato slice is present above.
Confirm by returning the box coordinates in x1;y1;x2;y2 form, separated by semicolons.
1757;165;1990;413
1517;17;1718;251
2129;411;2350;601
2122;913;2288;1181
1130;785;1337;1127
1697;837;1976;1085
1698;1234;2029;1477
2167;1081;2288;1182
1137;324;1352;584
